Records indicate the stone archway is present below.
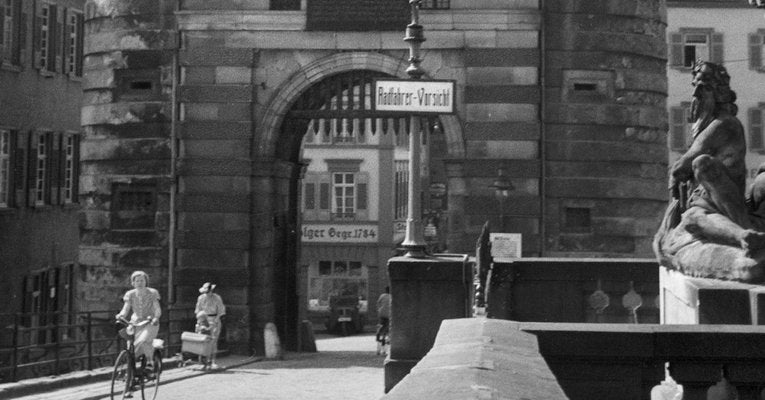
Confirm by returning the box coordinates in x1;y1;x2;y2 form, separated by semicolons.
253;52;466;349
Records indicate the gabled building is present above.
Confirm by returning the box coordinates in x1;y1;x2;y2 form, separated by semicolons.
0;0;83;331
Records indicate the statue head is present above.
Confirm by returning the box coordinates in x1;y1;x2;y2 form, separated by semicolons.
690;61;738;135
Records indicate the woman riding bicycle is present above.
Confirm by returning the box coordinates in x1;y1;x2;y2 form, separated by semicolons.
116;270;161;374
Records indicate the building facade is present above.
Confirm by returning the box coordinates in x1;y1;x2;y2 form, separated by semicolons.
81;0;668;354
666;0;765;181
0;0;83;331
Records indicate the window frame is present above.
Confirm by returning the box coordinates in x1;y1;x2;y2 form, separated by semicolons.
62;133;75;203
34;132;48;206
332;172;355;220
0;129;10;207
0;0;14;62
65;9;83;77
750;30;765;72
669;28;723;69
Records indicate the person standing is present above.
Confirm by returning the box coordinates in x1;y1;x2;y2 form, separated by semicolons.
195;282;226;368
116;271;161;373
375;286;391;346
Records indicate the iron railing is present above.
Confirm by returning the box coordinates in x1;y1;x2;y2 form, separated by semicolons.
0;307;196;383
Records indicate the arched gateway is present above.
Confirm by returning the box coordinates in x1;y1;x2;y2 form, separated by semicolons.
257;52;465;350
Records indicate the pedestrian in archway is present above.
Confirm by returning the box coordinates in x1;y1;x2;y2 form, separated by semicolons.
195;282;226;368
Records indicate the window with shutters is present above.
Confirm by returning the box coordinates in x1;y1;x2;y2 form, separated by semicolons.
35;2;59;73
65;10;83;77
749;105;765;152
668;29;723;69
34;133;48;205
0;0;13;61
21;263;74;345
0;0;22;66
333;172;355;220
0;129;9;207
749;30;765;72
669;103;691;152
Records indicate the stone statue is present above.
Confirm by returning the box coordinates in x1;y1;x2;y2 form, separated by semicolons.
654;61;765;283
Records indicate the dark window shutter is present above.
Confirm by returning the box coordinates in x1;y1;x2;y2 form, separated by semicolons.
32;1;41;69
49;132;60;204
0;2;5;58
710;33;724;64
75;12;83;76
27;131;38;207
670;107;687;151
6;130;15;206
304;182;315;210
16;0;25;66
72;134;79;202
669;33;683;67
751;108;764;150
48;4;57;72
13;131;26;206
319;182;330;210
751;33;762;70
61;8;69;74
357;182;367;210
11;0;21;65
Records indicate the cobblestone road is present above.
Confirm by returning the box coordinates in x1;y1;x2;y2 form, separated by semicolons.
8;332;385;400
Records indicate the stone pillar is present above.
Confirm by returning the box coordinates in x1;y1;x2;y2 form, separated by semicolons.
384;254;471;392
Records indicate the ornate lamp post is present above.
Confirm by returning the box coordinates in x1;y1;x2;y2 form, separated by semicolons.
400;0;428;257
489;168;513;233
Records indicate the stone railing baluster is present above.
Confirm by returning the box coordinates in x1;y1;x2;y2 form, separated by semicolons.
587;279;610;323
667;363;722;400
622;281;643;324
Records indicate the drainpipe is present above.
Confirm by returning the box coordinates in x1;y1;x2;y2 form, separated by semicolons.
167;0;179;304
539;0;547;257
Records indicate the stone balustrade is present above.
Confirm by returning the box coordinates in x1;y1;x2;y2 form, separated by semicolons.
382;318;765;400
487;258;660;324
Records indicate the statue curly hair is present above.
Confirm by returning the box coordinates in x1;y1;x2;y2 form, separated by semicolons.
691;61;737;118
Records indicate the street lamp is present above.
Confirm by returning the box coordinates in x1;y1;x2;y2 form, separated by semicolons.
400;0;428;257
489;168;513;233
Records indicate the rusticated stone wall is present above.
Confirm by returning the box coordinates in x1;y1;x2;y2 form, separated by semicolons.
79;0;177;312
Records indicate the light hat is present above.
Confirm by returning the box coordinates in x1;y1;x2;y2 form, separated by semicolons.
199;282;216;294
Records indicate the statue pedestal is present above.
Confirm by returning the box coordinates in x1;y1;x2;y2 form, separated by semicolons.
660;266;765;324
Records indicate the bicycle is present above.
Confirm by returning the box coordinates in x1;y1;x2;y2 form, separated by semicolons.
375;319;390;356
111;317;163;400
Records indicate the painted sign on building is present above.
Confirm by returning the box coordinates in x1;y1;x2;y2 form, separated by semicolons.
373;79;455;114
301;224;378;243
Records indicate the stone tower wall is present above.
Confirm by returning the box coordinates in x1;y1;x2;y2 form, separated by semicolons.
79;0;177;311
541;0;668;256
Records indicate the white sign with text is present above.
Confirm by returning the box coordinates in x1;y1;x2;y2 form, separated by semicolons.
301;224;378;243
490;233;522;259
374;79;455;114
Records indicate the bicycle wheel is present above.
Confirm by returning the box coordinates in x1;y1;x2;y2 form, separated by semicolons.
141;350;162;400
110;350;132;400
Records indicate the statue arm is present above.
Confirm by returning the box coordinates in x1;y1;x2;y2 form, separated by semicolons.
670;120;732;187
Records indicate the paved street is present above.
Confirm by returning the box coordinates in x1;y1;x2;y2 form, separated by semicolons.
8;332;385;400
